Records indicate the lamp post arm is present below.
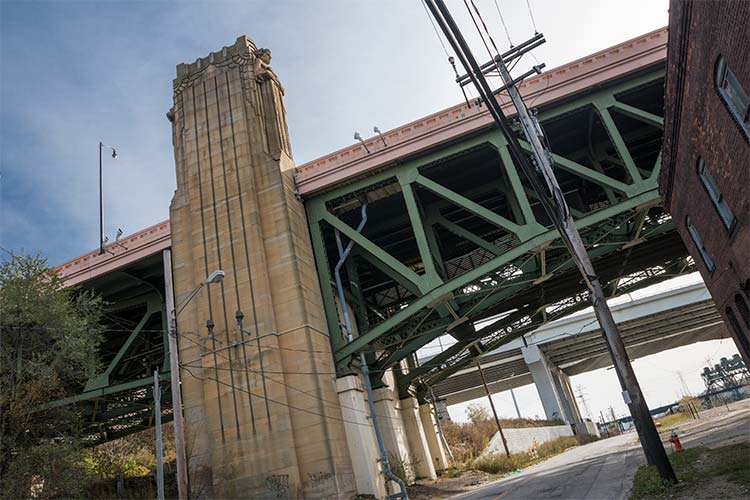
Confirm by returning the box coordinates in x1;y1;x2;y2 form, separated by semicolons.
175;282;206;317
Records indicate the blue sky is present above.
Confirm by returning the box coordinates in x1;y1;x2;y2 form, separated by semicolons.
1;0;671;265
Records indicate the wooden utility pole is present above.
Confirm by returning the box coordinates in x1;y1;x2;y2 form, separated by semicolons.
424;0;677;484
476;359;510;457
153;370;165;500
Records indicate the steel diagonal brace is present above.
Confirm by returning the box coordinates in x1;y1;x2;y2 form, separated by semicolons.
322;212;427;294
333;189;661;364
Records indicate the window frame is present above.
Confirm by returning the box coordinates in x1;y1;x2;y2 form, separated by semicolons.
696;157;736;232
715;55;750;142
686;215;715;272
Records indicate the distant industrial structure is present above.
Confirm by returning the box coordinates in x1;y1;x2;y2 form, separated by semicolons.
700;354;750;407
661;0;750;365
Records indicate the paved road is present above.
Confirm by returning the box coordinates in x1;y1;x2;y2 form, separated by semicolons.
451;401;750;500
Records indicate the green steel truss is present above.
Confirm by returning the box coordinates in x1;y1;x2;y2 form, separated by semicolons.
49;253;172;445
307;70;694;400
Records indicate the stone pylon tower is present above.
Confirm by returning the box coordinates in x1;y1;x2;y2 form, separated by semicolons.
168;36;355;499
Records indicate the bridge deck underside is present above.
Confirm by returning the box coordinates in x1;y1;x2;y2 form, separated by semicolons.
433;298;727;405
51;253;172;445
307;68;696;400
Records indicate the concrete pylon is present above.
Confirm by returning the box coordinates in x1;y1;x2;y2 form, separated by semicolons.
372;387;412;478
521;344;582;424
335;376;387;498
399;397;437;480
418;403;450;471
168;36;354;498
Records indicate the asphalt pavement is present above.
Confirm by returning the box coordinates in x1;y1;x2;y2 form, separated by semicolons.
450;400;750;500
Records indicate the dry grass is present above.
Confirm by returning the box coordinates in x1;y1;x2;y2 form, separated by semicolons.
472;434;598;475
654;412;691;429
441;417;563;464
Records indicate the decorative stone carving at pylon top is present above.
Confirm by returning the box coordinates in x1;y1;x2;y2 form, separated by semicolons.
172;35;258;97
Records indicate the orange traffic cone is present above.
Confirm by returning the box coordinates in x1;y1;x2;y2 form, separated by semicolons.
669;431;684;452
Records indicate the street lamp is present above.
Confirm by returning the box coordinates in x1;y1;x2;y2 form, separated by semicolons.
162;256;225;500
99;142;117;255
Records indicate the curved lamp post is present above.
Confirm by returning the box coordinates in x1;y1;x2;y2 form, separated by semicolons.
162;251;224;500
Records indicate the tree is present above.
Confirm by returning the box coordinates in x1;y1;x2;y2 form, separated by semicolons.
0;253;104;498
466;403;491;424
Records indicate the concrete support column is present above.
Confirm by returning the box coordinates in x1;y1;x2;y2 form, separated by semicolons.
557;369;583;422
336;376;387;499
418;403;449;472
522;345;582;424
399;397;437;480
372;387;411;471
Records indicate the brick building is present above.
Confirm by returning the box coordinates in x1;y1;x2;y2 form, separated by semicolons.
661;0;750;364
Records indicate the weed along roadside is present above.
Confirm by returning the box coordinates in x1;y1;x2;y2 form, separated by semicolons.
630;443;750;499
472;435;599;475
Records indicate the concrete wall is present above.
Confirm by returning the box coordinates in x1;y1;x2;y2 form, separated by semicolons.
484;425;574;456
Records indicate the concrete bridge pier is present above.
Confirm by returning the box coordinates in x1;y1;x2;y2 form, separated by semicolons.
370;384;439;481
418;402;450;471
399;397;437;480
522;344;582;424
335;376;387;498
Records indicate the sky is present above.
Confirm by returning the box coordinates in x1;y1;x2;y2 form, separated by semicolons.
3;0;739;423
1;0;672;264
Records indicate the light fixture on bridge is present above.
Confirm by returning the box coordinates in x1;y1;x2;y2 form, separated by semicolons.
354;132;371;154
114;227;129;250
373;126;387;147
372;125;388;147
99;141;118;255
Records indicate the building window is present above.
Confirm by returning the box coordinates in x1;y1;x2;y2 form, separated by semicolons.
735;294;750;330
686;216;715;272
696;158;736;231
725;307;750;359
715;56;750;141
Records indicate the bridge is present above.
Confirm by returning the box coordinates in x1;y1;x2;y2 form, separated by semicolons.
51;26;717;499
429;281;727;422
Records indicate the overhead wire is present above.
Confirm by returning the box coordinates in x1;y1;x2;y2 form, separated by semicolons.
525;0;539;34
492;0;514;47
421;0;450;58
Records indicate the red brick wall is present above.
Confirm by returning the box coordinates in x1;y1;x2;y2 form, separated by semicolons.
661;0;750;362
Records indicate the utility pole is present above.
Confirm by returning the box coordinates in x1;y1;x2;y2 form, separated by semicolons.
509;388;522;419
428;387;456;466
477;359;510;457
424;0;676;483
163;249;188;500
575;385;592;420
153;370;165;500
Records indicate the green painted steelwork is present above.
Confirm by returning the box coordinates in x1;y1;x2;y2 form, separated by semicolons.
49;254;173;445
306;70;693;400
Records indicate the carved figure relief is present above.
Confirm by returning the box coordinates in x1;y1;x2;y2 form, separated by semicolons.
254;48;279;84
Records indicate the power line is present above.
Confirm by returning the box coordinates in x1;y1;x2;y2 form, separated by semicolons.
492;0;514;47
421;0;450;58
180;365;408;431
525;0;539;34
